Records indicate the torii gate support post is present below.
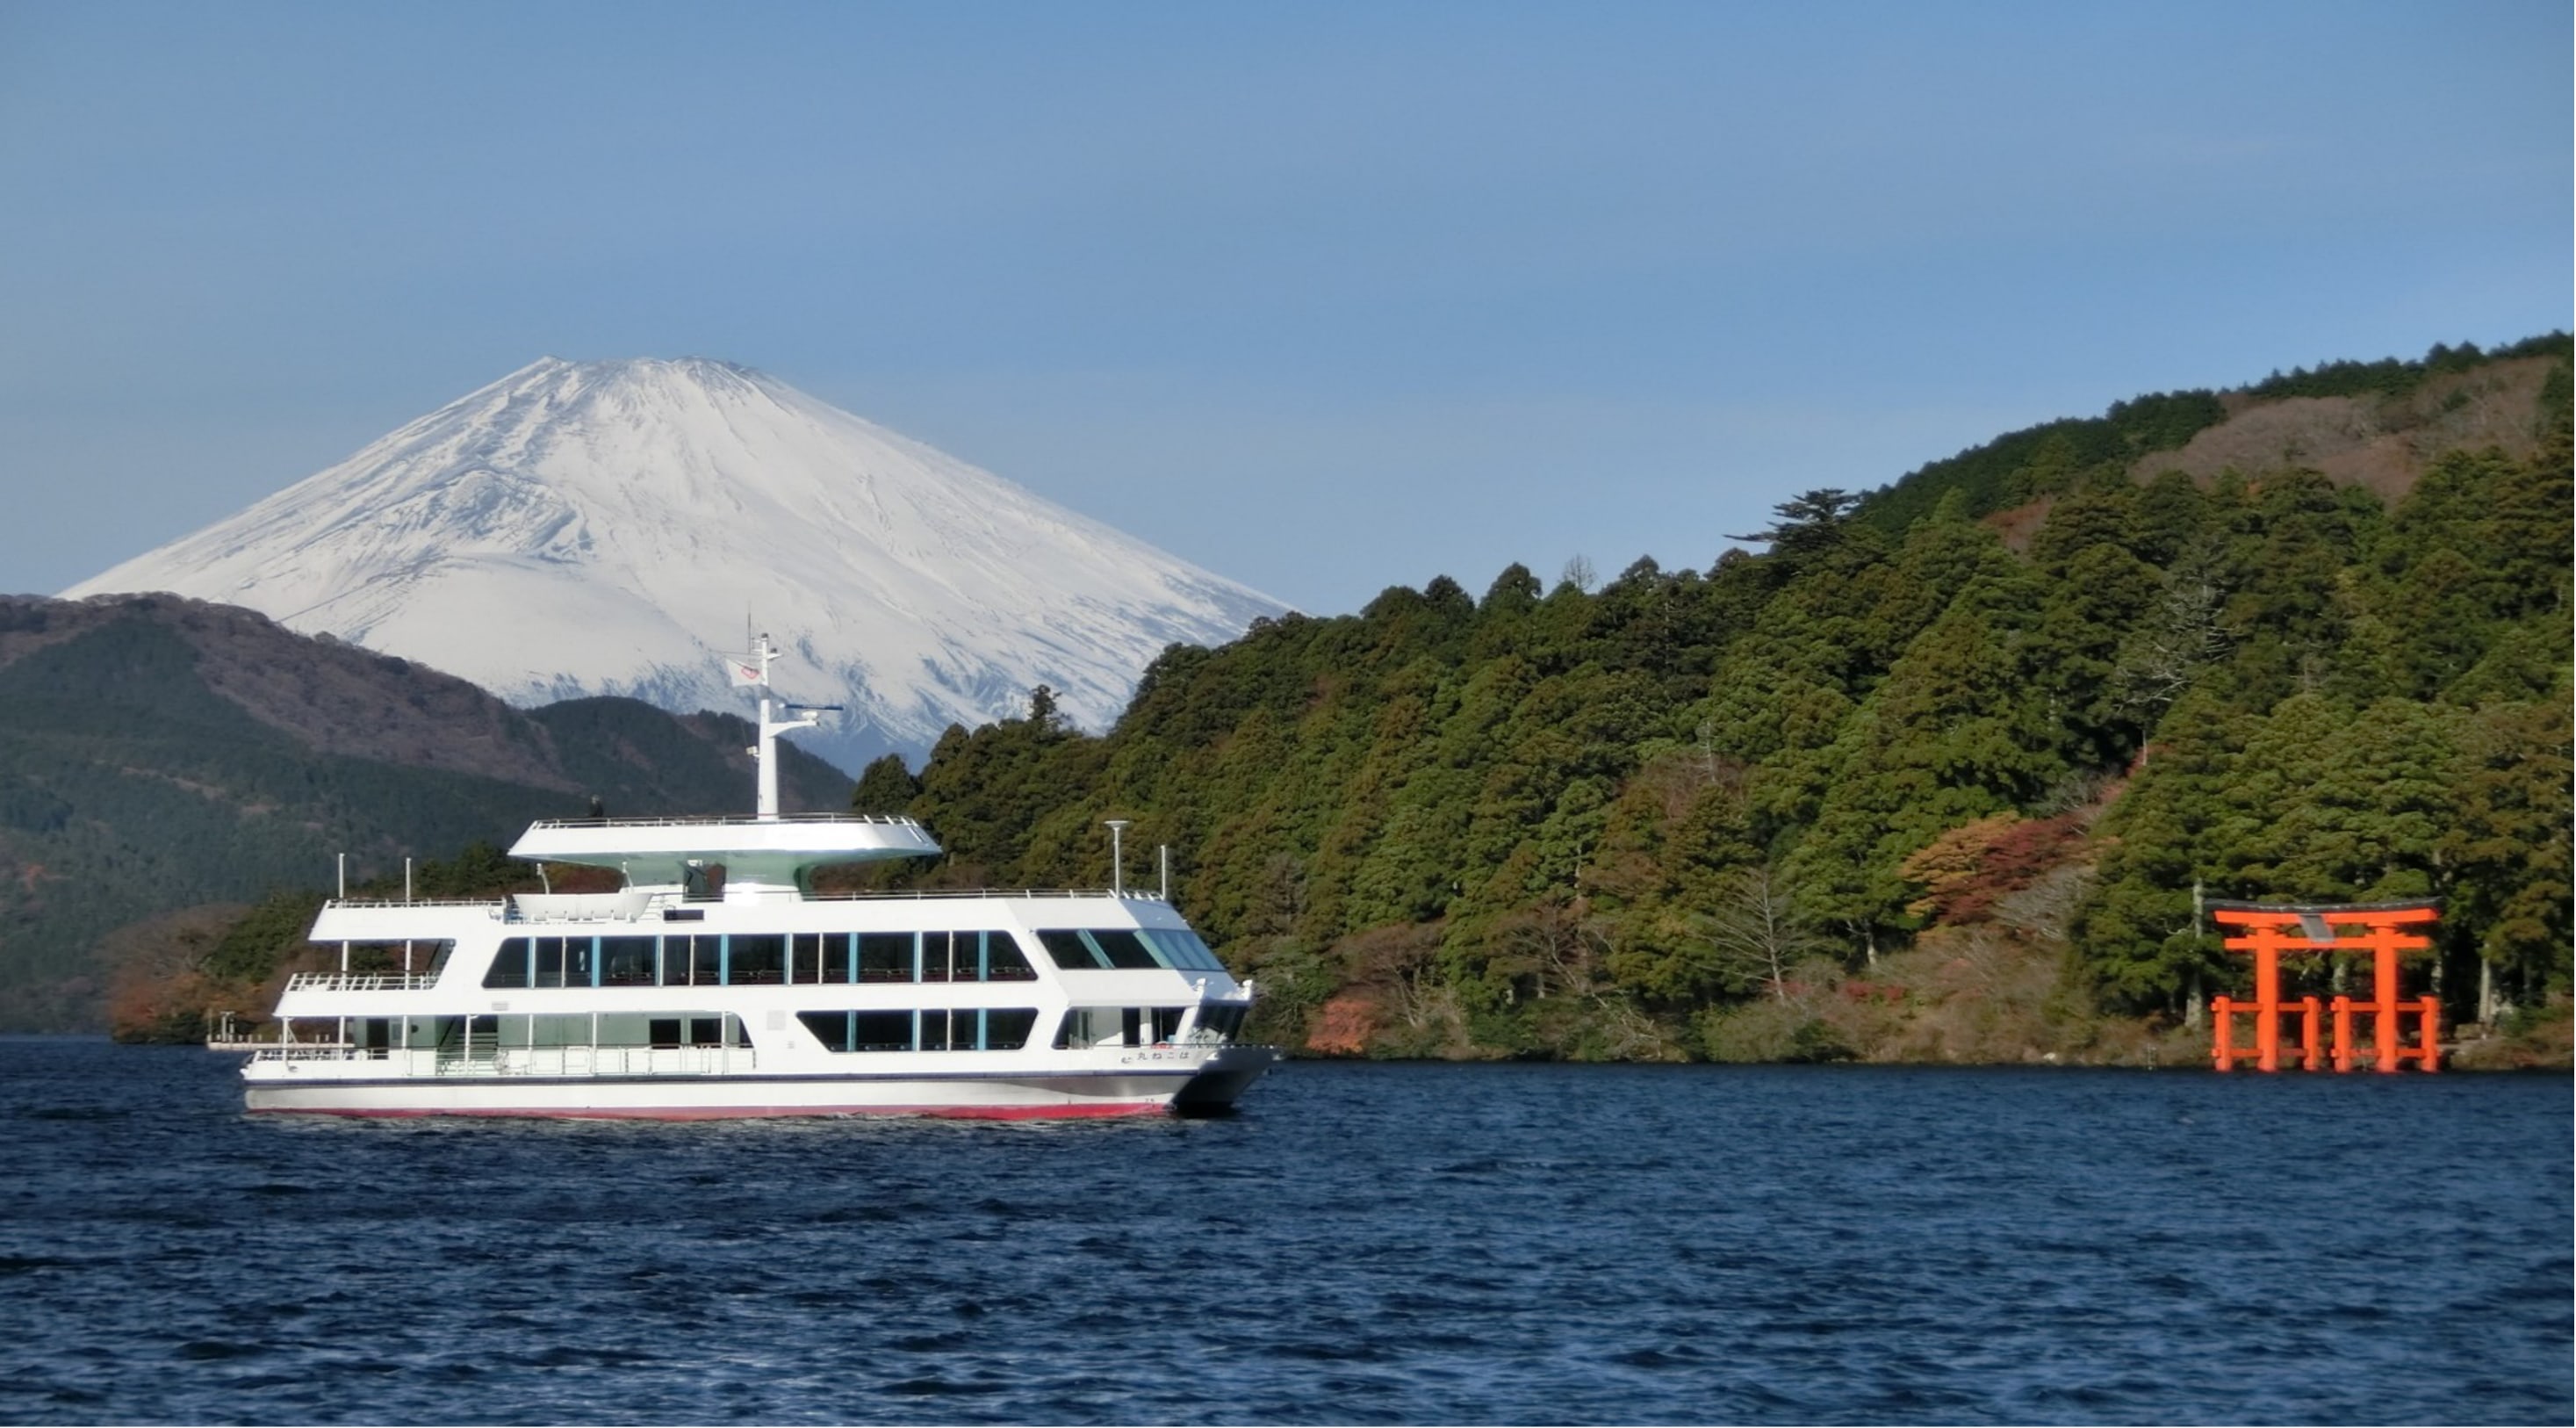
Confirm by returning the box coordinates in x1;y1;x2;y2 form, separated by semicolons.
2207;903;2441;1073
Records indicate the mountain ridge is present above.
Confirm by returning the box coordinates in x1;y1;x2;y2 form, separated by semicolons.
66;357;1290;772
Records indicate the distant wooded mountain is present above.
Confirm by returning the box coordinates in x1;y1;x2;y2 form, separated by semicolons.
0;595;848;1030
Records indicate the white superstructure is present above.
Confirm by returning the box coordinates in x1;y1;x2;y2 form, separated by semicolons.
239;637;1275;1120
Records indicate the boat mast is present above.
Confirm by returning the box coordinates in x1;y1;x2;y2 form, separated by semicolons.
735;632;828;820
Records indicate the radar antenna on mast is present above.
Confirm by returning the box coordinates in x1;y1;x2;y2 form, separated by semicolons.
731;631;829;820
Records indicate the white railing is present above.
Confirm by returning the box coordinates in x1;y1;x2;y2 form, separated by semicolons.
248;1045;758;1078
284;971;439;993
323;898;507;913
527;812;925;830
804;887;1162;902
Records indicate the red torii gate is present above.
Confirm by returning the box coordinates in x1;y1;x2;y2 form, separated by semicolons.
2206;900;2442;1073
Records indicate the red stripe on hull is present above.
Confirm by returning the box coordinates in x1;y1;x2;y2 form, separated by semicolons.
248;1100;1167;1121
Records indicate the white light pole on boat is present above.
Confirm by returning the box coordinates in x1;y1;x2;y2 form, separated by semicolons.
1105;819;1130;896
730;632;832;821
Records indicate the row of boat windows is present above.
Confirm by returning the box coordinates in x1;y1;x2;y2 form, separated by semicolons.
352;1013;750;1050
1050;1004;1250;1049
482;931;1038;989
337;1005;1249;1054
479;927;1228;988
1034;927;1227;972
797;1008;1042;1053
797;1004;1248;1053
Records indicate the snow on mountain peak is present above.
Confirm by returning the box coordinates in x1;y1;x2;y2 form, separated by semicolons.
65;357;1290;774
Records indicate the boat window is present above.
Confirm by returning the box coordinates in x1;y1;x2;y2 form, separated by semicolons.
797;1011;851;1052
1140;927;1225;971
853;1010;912;1051
918;931;955;983
798;1008;1042;1053
986;1007;1039;1050
424;941;457;979
1150;1006;1186;1042
649;1017;684;1049
1036;930;1105;970
729;934;785;985
1037;929;1176;970
1088;929;1162;970
657;938;687;986
533;937;567;988
483;938;530;989
984;933;1037;981
602;936;656;985
690;934;723;986
1054;1007;1122;1049
1196;1005;1247;1039
793;933;851;984
858;932;914;982
687;1016;723;1047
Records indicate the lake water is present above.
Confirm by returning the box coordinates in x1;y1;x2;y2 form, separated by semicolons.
0;1039;2565;1425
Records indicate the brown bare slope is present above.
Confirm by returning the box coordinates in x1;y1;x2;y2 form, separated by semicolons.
2132;356;2559;499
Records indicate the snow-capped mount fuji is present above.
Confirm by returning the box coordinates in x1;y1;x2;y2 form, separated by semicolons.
65;357;1290;774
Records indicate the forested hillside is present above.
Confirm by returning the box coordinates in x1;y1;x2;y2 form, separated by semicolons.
859;341;2572;1061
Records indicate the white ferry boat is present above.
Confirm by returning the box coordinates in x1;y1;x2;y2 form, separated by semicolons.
239;639;1276;1120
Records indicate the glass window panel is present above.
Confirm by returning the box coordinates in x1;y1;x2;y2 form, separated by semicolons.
851;1010;912;1051
1174;930;1224;970
481;938;530;989
822;933;853;983
648;1017;683;1049
1133;928;1180;970
687;1016;722;1047
602;937;655;985
1151;1006;1186;1042
730;934;785;985
790;934;819;984
1036;930;1102;970
985;933;1036;981
691;935;723;985
534;937;565;989
986;1008;1039;1050
796;1010;853;1052
919;931;953;983
917;1009;950;1052
1089;929;1161;970
858;933;914;983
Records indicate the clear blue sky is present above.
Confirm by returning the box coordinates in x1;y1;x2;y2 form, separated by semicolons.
1;0;2565;615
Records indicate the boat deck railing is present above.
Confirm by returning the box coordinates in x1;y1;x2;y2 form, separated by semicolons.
526;812;925;831
313;887;1168;920
284;971;439;993
248;1045;759;1078
805;887;1163;902
322;897;507;913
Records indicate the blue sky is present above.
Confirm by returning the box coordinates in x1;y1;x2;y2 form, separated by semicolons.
1;0;2565;615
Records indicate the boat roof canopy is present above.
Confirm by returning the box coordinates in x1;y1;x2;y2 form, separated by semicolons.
510;814;942;893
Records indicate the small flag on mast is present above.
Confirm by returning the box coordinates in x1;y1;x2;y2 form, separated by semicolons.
727;656;766;688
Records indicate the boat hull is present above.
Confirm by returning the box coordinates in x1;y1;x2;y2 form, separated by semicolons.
243;1047;1277;1121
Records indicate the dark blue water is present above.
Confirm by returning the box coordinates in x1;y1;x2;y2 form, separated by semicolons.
0;1040;2565;1424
